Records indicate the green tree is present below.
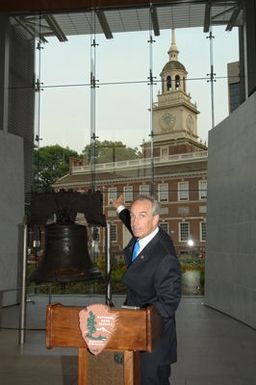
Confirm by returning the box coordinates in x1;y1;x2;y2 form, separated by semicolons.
82;140;142;164
87;311;96;337
33;145;79;192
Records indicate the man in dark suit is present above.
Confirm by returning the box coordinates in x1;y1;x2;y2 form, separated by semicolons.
114;194;181;385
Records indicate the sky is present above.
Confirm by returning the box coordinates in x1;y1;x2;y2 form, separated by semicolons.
36;26;239;154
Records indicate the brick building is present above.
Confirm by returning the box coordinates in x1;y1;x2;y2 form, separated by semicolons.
53;30;208;260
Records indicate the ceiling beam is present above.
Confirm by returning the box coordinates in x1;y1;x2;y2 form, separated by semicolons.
95;9;113;39
225;5;242;31
203;1;211;33
44;14;68;41
13;16;48;42
150;4;160;36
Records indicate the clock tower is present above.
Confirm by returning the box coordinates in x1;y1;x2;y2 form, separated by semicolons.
150;29;206;156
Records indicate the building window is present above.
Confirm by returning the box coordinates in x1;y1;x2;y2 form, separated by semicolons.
124;186;133;203
200;222;207;242
167;75;172;91
159;222;169;233
108;187;117;205
229;82;240;112
160;147;168;158
158;183;168;202
179;222;189;242
139;184;150;196
175;75;180;89
178;181;189;201
110;224;117;242
199;180;207;200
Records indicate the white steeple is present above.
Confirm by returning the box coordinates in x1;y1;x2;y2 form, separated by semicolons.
168;29;179;61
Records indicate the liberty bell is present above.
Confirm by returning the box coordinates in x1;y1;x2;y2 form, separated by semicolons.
28;191;106;284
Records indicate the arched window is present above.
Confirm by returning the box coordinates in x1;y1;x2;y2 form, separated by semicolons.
175;75;180;89
167;75;172;91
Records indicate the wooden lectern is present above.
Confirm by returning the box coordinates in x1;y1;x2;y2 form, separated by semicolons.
46;303;163;385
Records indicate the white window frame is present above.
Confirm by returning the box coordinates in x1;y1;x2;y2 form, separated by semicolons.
159;222;169;234
178;181;189;201
200;221;207;242
124;185;133;203
158;183;169;202
179;222;190;242
108;187;117;205
199;180;207;200
110;224;117;242
139;184;150;196
160;146;168;158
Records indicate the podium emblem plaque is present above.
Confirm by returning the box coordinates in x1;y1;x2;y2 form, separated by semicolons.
79;304;119;355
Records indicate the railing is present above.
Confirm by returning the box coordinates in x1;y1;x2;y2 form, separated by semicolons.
71;151;208;174
0;285;125;334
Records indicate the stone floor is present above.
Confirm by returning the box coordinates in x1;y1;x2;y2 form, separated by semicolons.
0;295;256;385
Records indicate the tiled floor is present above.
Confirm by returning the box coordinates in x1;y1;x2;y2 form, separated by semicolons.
0;296;256;385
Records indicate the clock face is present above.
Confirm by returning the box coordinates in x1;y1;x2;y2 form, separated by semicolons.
159;112;176;131
186;114;194;131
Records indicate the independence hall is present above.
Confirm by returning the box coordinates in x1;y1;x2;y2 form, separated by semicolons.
53;30;208;260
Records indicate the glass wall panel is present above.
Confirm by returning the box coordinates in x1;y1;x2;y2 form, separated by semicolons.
5;2;241;299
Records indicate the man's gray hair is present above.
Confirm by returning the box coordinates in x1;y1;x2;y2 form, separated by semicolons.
132;195;161;215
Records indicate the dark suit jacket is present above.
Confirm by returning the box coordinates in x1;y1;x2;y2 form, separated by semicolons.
119;208;181;364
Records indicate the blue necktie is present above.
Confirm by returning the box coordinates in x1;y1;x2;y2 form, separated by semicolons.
132;239;140;262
